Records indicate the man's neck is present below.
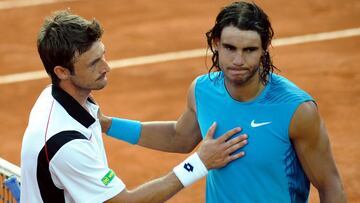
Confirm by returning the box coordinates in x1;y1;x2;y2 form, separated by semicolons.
225;74;265;102
58;82;90;108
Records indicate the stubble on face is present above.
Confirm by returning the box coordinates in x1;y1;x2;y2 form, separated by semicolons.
70;41;109;91
217;26;263;87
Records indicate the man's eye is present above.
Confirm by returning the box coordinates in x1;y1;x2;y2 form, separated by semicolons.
245;48;257;52
225;46;234;51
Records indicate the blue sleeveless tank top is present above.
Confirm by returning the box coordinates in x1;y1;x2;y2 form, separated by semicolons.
195;72;313;203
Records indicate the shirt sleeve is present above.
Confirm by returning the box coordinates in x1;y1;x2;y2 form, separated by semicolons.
49;139;125;203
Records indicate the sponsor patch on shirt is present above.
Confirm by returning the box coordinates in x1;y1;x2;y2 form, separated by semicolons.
102;169;115;186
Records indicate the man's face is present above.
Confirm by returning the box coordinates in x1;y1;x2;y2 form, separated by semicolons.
70;41;110;91
216;26;263;86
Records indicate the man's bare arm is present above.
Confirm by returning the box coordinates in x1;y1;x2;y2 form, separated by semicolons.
136;80;202;152
290;101;346;203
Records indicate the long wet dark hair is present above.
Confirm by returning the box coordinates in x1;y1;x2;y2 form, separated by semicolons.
206;1;278;84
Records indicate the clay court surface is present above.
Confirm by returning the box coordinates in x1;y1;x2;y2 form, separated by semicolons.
0;0;359;202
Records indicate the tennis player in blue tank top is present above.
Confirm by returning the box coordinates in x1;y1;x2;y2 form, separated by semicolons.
101;1;346;203
192;2;346;202
196;72;313;202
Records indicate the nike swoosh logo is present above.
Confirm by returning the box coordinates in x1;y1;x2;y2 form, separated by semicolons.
251;120;272;128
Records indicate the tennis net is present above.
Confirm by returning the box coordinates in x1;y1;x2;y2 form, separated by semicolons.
0;157;20;203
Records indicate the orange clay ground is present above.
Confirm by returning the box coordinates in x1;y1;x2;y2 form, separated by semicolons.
0;0;359;202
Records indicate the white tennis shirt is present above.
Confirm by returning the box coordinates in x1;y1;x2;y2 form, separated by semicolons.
21;85;125;203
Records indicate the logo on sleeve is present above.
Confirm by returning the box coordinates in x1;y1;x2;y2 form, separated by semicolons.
102;169;115;186
184;163;194;172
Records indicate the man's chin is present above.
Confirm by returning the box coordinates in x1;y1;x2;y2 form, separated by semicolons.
92;82;107;90
227;75;248;85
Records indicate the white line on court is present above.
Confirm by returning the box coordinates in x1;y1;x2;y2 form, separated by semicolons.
0;0;75;10
0;27;360;85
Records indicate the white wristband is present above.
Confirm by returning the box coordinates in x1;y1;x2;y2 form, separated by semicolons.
173;152;208;187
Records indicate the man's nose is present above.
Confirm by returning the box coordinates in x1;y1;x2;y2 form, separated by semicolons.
102;57;111;73
233;53;244;66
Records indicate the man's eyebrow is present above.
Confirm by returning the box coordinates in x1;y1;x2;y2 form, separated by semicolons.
222;43;236;49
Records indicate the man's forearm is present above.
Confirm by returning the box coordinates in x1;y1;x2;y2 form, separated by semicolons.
104;117;199;153
319;182;347;203
129;172;183;203
107;152;207;203
106;172;183;203
138;121;196;153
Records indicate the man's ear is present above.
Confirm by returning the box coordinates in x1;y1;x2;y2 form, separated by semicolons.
54;66;71;80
